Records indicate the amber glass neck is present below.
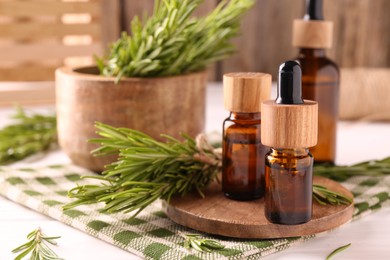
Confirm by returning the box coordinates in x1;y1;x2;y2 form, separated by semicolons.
229;112;261;120
298;48;326;58
270;148;309;157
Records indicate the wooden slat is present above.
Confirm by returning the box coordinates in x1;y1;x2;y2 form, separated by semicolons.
0;43;102;61
193;1;218;17
220;0;304;79
324;0;371;67
0;23;101;39
0;66;58;81
100;0;120;49
0;1;101;16
325;0;390;68
193;0;219;81
122;0;154;31
0;82;55;106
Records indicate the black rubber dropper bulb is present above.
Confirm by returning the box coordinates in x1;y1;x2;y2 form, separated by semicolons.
304;0;324;21
276;60;304;105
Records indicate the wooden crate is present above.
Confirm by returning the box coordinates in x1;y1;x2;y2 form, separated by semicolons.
0;0;120;82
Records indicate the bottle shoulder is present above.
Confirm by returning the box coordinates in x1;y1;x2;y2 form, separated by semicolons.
297;56;339;71
296;55;339;84
223;115;262;137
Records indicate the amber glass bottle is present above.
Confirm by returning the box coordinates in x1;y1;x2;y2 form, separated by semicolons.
261;61;318;225
222;72;271;201
223;112;266;200
293;0;339;164
297;50;338;164
265;148;313;224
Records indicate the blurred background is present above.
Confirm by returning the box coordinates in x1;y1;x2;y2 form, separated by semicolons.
0;0;389;103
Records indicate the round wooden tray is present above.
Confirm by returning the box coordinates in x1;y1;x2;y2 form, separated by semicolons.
163;176;354;239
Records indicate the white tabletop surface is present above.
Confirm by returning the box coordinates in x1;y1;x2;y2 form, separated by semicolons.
1;83;390;259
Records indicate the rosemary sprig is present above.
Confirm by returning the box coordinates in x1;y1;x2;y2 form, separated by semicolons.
326;243;351;260
179;232;225;252
98;0;254;80
313;157;390;205
12;228;63;260
63;123;357;216
314;157;390;182
0;107;57;165
313;184;352;206
64;122;222;217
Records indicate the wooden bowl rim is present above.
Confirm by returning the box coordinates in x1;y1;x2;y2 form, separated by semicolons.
56;66;207;83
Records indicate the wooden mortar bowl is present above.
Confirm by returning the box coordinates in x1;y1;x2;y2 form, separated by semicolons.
56;66;207;172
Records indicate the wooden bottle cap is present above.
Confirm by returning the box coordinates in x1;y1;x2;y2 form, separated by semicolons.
261;100;318;148
292;19;333;49
223;72;271;113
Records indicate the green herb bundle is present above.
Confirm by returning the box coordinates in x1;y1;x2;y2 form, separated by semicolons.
97;0;255;80
64;122;222;216
0;108;57;165
64;122;357;217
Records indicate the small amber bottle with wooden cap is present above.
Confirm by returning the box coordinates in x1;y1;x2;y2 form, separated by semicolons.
261;61;318;225
293;0;339;164
222;72;271;201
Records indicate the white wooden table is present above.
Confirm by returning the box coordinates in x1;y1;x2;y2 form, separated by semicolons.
1;83;390;259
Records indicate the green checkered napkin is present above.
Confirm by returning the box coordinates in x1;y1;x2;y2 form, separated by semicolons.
0;165;389;259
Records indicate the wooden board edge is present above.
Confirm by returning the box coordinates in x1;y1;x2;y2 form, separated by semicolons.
163;176;355;239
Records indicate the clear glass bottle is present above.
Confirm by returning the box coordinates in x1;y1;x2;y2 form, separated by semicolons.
293;0;339;164
222;72;271;201
261;61;318;225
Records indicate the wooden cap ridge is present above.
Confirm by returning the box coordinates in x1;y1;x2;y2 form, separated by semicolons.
261;99;318;148
292;19;333;49
223;72;272;113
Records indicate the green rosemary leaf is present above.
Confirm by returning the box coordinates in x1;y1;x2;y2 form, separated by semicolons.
314;157;390;182
98;0;255;79
12;228;63;260
183;240;190;249
326;243;351;260
0;107;57;165
179;232;225;252
190;240;205;252
313;184;353;206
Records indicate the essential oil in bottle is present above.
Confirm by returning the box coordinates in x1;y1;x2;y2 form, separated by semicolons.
222;72;271;201
261;61;318;224
292;0;339;164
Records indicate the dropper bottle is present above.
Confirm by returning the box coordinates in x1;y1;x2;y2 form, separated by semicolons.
222;72;271;201
261;61;318;225
292;0;339;164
